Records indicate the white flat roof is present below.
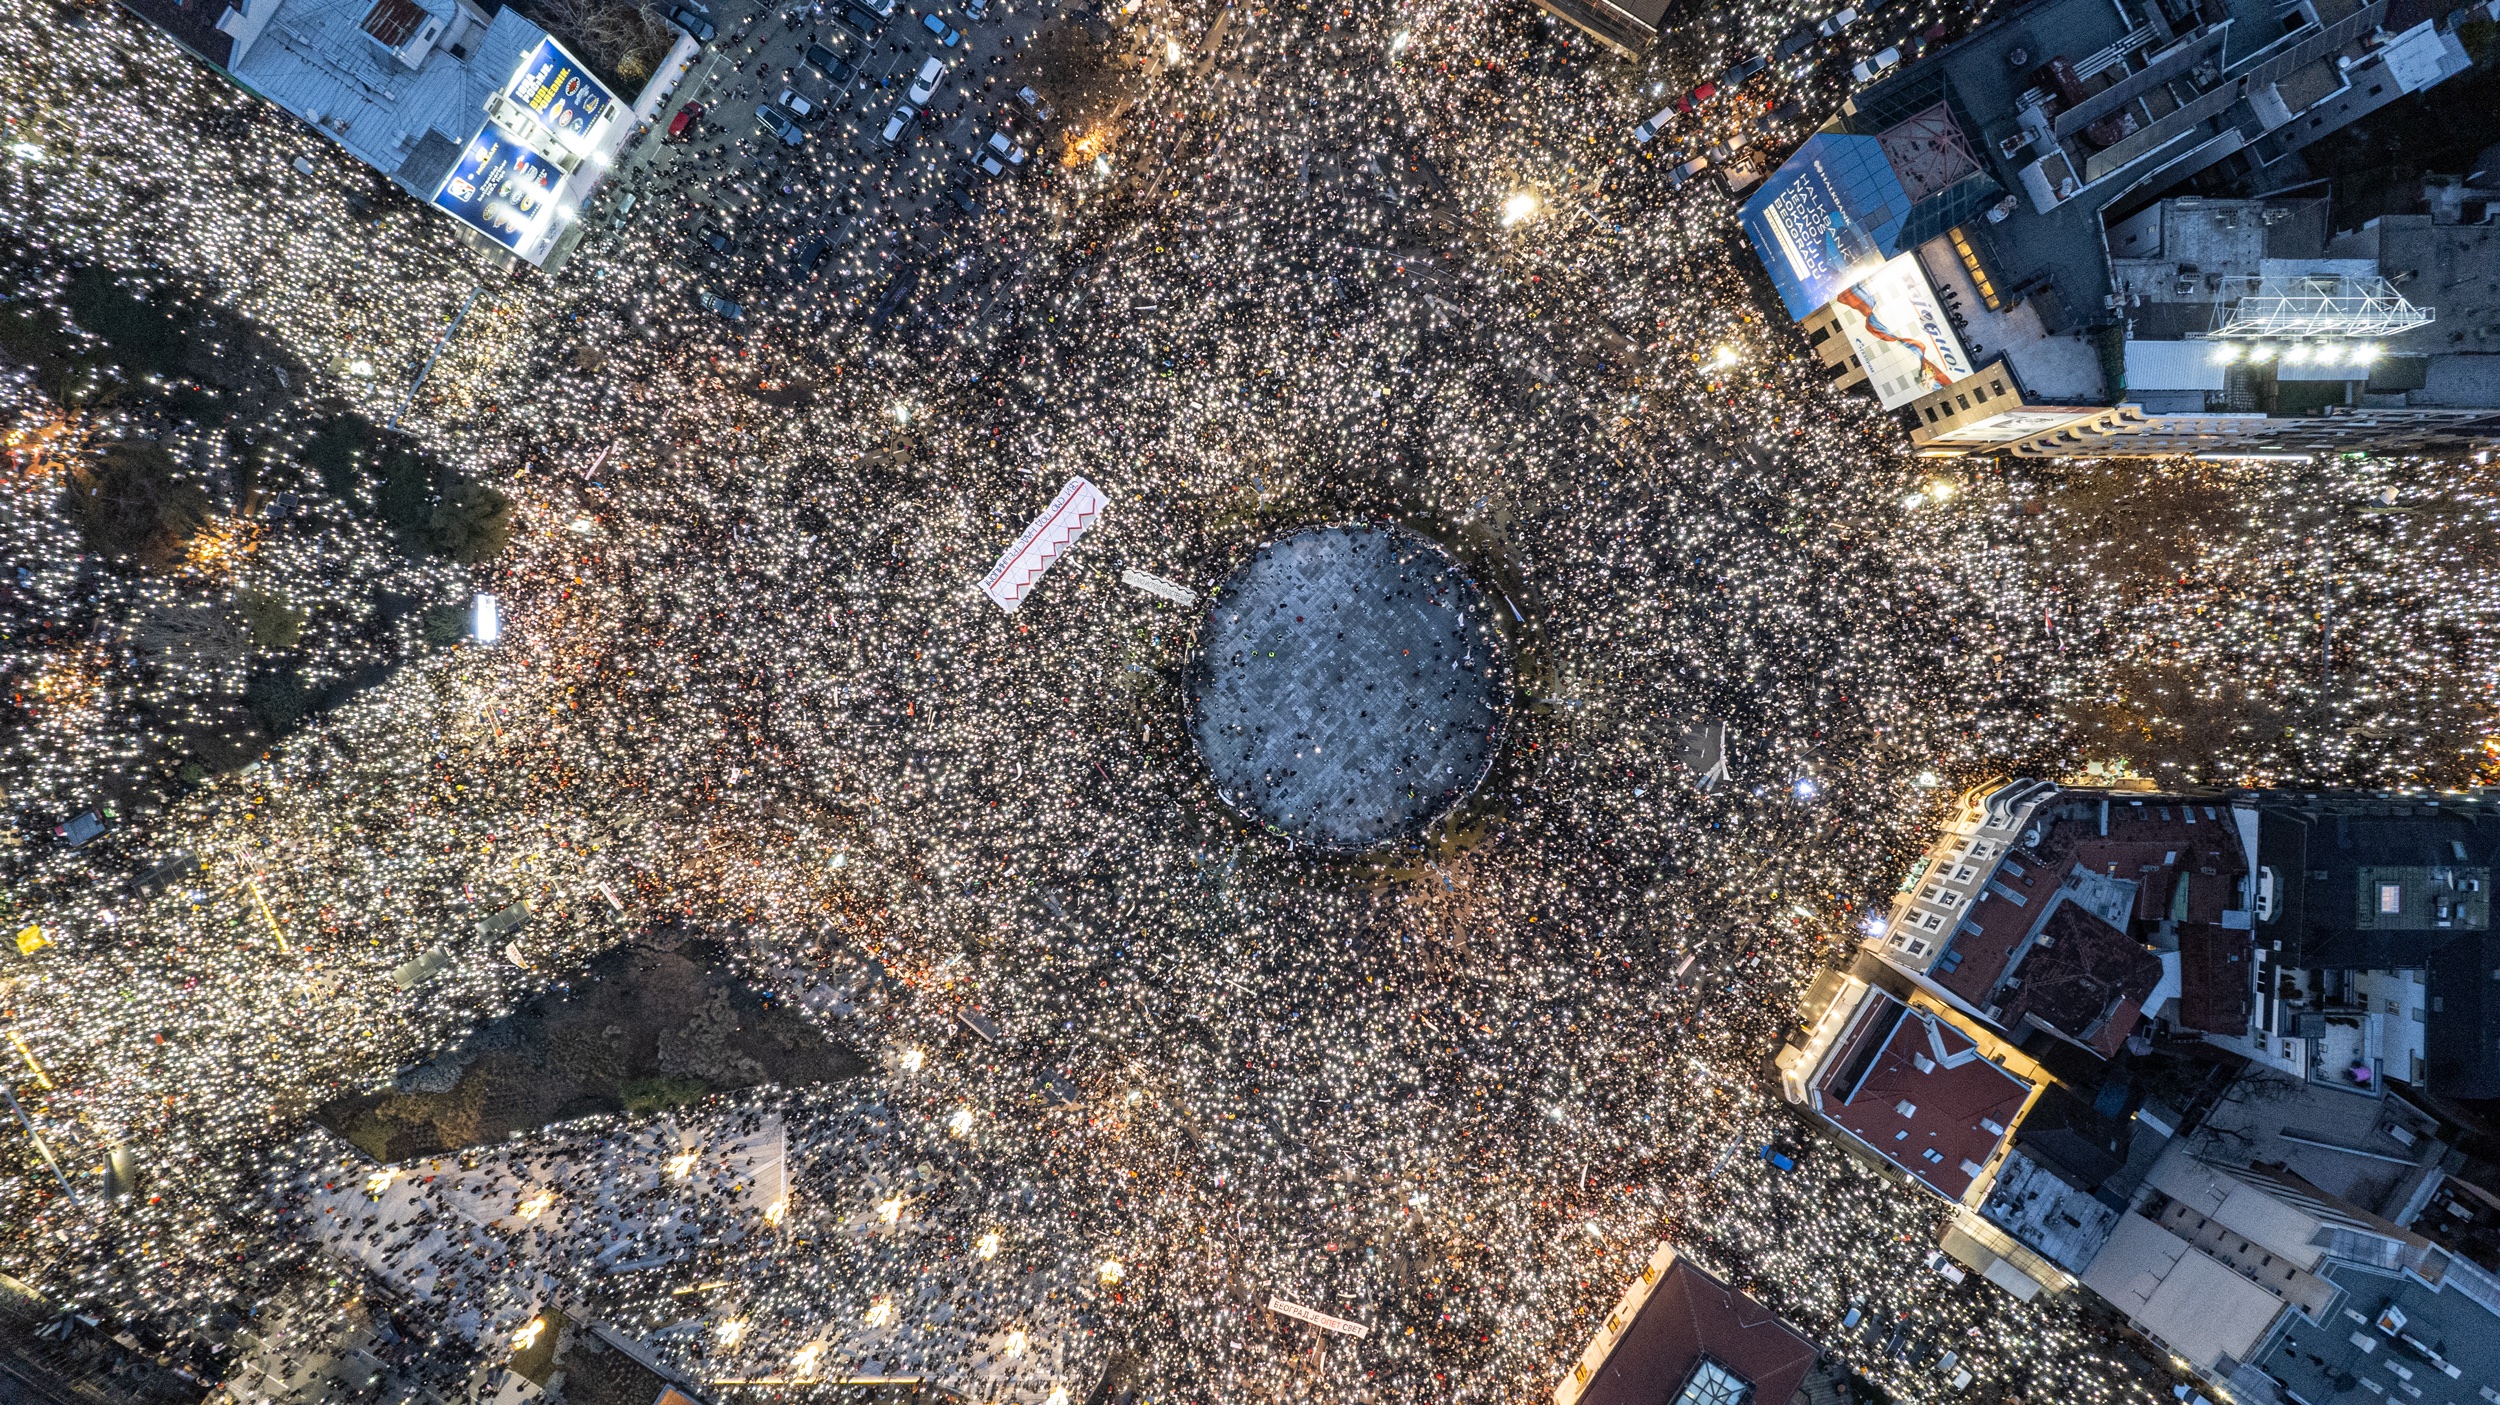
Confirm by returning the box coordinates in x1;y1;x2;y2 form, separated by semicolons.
233;0;543;192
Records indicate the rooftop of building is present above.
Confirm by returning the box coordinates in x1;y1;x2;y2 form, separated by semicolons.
1561;1249;1822;1405
2252;792;2500;1097
2177;922;2254;1034
1991;899;2167;1057
2079;1207;2298;1373
1811;990;2034;1202
1978;1146;2120;1273
2187;1070;2451;1218
222;0;545;194
1896;785;2245;1053
2244;1256;2500;1405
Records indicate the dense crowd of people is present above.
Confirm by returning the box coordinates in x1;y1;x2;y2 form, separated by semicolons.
3;0;2496;1402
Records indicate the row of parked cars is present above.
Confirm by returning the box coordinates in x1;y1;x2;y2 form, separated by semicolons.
1628;3;1901;157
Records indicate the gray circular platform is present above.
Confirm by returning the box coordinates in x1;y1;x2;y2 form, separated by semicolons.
1187;526;1507;850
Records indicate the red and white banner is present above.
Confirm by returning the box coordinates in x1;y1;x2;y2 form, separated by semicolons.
982;477;1104;612
1267;1296;1370;1337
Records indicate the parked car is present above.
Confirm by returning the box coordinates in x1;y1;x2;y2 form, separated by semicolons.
964;0;989;17
908;56;947;105
1631;106;1674;144
756;104;805;145
778;88;820;120
666;101;704;140
668;5;716;41
922;12;961;46
838;4;876;34
979;128;1027;175
1777;22;1819;55
852;0;896;14
876;103;916;147
1852;46;1901;82
1667;154;1709;187
1758;1145;1796;1172
1671;81;1716;114
945;184;980;214
805;43;854;80
699;291;742;320
1819;6;1860;35
1015;85;1054;121
697;224;734;253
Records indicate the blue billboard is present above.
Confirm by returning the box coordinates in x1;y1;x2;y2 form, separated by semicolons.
431;123;562;255
503;36;619;152
1737;134;1914;320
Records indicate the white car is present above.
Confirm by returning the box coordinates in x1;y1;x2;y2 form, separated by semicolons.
979;128;1027;175
853;0;895;14
908;56;946;106
877;103;916;147
777;88;818;120
1818;6;1858;35
1631;106;1674;144
1851;46;1901;82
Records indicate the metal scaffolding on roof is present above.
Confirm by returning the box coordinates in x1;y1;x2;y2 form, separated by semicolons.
2204;273;2435;340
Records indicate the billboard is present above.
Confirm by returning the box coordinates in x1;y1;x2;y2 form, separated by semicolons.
431;124;562;256
1830;254;1974;409
503;36;620;152
1738;133;1912;320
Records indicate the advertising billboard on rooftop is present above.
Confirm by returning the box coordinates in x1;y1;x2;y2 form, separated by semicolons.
503;35;620;153
431;123;562;257
1831;254;1974;409
1738;133;1912;320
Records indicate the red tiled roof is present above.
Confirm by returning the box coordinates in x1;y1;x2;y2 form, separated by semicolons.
1814;995;2032;1202
1575;1256;1820;1405
2176;923;2254;1035
1988;900;2162;1057
1935;851;2051;1006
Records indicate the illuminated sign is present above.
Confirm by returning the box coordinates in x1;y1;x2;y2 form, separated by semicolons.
431;125;561;255
1831;254;1973;409
1738;133;1912;320
503;36;620;152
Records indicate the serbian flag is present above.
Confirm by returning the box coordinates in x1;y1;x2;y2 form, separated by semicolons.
981;476;1104;612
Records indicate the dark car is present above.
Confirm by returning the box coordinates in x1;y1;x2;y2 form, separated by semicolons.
945;184;979;214
756;104;805;146
841;2;883;33
698;224;734;253
1672;81;1716;113
1719;54;1768;89
700;291;742;320
668;5;716;41
804;43;854;82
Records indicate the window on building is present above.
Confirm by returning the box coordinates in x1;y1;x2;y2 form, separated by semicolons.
1673;1359;1754;1405
1946;227;2002;309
